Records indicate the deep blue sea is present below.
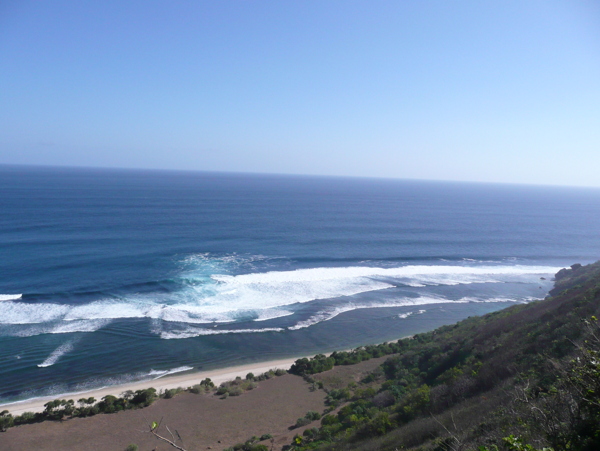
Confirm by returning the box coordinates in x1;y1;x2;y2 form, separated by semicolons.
2;165;600;404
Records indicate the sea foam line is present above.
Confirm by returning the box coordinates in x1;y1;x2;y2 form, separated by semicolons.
2;319;112;338
159;327;285;340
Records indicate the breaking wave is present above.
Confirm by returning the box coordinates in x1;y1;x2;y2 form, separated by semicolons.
398;310;427;319
148;366;195;379
0;294;22;301
37;341;75;368
0;261;560;338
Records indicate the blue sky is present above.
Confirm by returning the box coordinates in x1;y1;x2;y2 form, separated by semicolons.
1;1;599;186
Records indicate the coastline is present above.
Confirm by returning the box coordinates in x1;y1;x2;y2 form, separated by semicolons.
0;357;300;416
0;335;413;417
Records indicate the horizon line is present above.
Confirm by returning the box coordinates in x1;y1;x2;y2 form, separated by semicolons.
1;162;599;191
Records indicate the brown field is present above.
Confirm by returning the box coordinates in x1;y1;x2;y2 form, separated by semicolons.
0;374;324;451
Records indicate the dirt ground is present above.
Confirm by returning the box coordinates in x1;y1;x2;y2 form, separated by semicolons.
0;374;325;451
0;356;396;451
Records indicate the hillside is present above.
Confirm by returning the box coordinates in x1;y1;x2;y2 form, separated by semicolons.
286;261;600;451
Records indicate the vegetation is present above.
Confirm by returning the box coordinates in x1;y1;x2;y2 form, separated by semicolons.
223;433;274;451
283;262;600;450
290;343;407;376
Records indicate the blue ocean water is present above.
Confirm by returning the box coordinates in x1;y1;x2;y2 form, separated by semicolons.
1;165;600;404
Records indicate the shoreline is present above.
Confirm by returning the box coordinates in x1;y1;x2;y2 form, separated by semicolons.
0;357;300;416
0;335;412;417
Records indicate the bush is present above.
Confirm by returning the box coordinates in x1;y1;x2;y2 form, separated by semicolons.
201;377;215;387
305;411;321;421
162;388;181;399
125;445;138;451
250;445;268;451
295;417;312;428
228;386;244;396
131;388;157;407
13;411;40;426
0;411;14;431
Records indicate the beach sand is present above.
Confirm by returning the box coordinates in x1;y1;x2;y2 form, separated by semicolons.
0;357;299;416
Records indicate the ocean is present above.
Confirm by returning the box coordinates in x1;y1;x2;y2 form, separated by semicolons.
2;165;600;404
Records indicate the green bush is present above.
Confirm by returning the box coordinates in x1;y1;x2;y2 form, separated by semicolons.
305;410;321;421
295;417;312;428
0;411;14;432
250;445;268;451
228;386;243;396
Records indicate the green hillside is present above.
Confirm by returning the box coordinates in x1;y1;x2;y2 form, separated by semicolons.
286;262;600;451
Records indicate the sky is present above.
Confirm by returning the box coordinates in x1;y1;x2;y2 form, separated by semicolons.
1;1;600;187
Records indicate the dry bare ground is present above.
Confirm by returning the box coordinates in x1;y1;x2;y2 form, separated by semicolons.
0;374;325;451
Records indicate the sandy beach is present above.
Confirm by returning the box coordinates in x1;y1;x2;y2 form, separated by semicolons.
0;357;299;416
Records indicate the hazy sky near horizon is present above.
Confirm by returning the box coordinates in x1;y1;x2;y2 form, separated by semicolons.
1;1;600;187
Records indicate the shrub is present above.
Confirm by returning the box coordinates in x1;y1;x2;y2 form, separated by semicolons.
131;388;157;407
305;411;321;421
162;388;179;399
228;386;244;396
0;411;14;432
250;445;268;451
189;384;206;394
201;377;215;387
295;417;312;428
216;385;229;395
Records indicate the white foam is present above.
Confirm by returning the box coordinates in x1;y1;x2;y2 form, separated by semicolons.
148;366;195;379
159;326;285;340
289;296;463;330
0;302;69;324
253;308;295;322
37;341;75;368
0;264;559;334
0;294;22;301
398;309;427;319
288;294;529;330
2;319;111;338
